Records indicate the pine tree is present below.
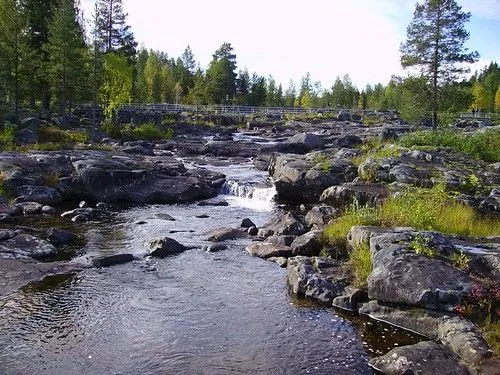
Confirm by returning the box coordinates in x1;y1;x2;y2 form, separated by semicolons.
206;42;237;104
96;0;137;61
44;0;89;115
401;0;478;127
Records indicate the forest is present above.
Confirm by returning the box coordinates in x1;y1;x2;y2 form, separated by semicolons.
1;0;499;125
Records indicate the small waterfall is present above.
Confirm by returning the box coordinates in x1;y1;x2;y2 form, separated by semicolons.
220;179;276;202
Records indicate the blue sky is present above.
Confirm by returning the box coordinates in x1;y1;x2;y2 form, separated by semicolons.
81;0;500;89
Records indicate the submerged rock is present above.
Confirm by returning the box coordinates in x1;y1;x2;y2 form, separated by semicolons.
92;253;134;267
146;237;186;257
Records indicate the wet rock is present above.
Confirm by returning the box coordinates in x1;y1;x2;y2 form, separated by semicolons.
240;218;256;228
72;214;91;223
287;256;348;305
92;253;134;267
96;202;108;209
13;185;62;205
146;237;186;257
290;230;323;256
20;117;41;128
46;228;77;245
332;287;367;311
155;213;176;221
0;204;22;216
204;243;228;252
247;226;258;235
79;200;90;208
197;199;229;206
265;235;296;247
245;242;292;259
206;227;247;242
0;229;16;241
370;341;469;375
0;233;58;260
305;204;338;228
15;201;43;214
196;214;210;218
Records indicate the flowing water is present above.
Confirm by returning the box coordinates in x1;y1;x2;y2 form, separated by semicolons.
0;160;421;375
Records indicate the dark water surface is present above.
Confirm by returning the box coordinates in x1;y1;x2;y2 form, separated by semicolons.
0;162;421;375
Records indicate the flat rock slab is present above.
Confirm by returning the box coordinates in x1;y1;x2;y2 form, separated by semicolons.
92;254;134;267
0;258;81;297
206;227;247;242
0;233;58;260
246;242;292;259
370;341;469;375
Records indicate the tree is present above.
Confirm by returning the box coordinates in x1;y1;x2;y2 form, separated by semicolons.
95;0;137;61
472;82;489;111
284;80;296;107
400;0;478;127
99;53;132;117
206;42;237;103
495;87;500;112
0;0;31;122
44;0;89;115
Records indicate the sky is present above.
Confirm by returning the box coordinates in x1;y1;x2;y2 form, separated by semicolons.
80;0;500;90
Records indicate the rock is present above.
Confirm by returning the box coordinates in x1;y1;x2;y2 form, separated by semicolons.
370;341;469;375
0;204;21;216
13;185;62;205
285;133;324;152
305;204;338;228
15;201;43;214
155;213;176;221
290;230;323;256
147;237;186;257
247;226;258;235
196;214;209;218
368;232;473;311
337;135;362;148
245;242;292;259
41;205;56;215
20;117;41;128
0;233;58;260
79;200;90;208
320;182;388;208
380;127;398;141
61;208;93;219
240;218;256;228
359;300;496;371
197;199;229;206
389;164;432;187
206;227;247;242
96;202;108;209
92;253;134;267
269;154;357;202
46;228;77;245
358;157;390;182
204;243;228;252
15;128;38;145
337;110;350;121
0;229;16;241
332;288;367;311
72;214;91;223
265;235;296;247
263;211;307;236
121;145;155;156
287;256;348;305
268;256;288;267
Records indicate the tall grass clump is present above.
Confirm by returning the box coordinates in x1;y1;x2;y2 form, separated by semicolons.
38;125;88;143
398;129;500;163
349;242;373;288
0;124;15;150
125;123;173;140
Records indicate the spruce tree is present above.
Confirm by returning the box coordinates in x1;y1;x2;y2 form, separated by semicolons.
206;42;237;104
400;0;478;127
44;0;89;115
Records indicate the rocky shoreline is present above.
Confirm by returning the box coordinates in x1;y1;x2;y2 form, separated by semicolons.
1;111;499;375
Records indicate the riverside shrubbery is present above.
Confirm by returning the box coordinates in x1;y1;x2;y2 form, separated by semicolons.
101;121;173;141
398;128;500;163
323;184;500;249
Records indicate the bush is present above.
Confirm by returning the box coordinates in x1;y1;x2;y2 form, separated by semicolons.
398;129;500;163
38;125;88;143
100;122;174;141
0;124;15;150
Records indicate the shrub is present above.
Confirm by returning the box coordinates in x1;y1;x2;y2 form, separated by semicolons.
398;129;500;163
0;124;15;150
349;242;373;288
125;123;173;141
38;125;88;143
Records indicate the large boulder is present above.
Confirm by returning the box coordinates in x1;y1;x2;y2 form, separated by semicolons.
245;241;292;259
15;128;38;145
320;182;388;208
262;211;307;236
305;204;338;228
13;185;62;205
287;256;348;305
269;154;357;202
284;133;324;153
290;230;323;256
0;233;58;260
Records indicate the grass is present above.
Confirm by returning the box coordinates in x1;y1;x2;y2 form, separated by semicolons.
398;128;500;163
353;140;403;167
38;125;88;143
101;121;174;141
349;242;373;288
312;153;333;172
482;322;500;357
0;124;15;150
323;184;500;251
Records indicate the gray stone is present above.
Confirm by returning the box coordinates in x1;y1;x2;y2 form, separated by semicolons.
337;134;362;148
267;256;288;267
287;256;348;304
13;185;62;205
305;204;338;228
370;341;469;375
41;205;56;215
15;201;43;214
15;128;38;145
197;199;229;206
264;235;296;247
245;242;292;259
332;288;367;311
290;230;323;256
205;243;228;252
0;233;58;260
240;218;256;228
247;226;258;235
147;237;186;257
206;227;247;242
320;182;388;208
286;133;324;152
263;211;307;236
46;228;77;245
72;214;91;223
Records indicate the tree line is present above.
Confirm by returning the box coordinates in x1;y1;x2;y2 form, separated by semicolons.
1;0;499;125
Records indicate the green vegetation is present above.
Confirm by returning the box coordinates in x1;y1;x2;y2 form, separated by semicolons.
0;125;15;149
38;125;88;143
398;128;500;163
348;242;373;289
451;251;470;270
408;234;435;258
312;153;333;172
100;121;173;141
323;184;500;250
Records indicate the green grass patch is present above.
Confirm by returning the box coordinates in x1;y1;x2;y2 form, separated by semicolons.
312;153;333;172
348;242;373;288
38;125;88;143
0;124;15;150
100;121;174;141
398;129;500;163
